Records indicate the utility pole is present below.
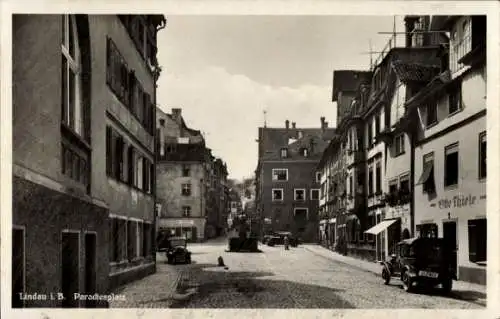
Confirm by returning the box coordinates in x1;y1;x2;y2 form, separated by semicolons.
263;109;267;128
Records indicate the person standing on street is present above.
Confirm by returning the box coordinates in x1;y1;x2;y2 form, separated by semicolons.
284;235;290;250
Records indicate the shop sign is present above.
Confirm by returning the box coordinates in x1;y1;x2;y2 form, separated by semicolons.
438;194;478;209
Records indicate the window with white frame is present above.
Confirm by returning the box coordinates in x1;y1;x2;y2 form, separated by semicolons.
450;17;472;73
280;148;288;158
183;206;191;217
395;134;405;156
310;189;320;200
448;83;462;115
426;102;438;127
181;183;192;196
294;189;306;201
61;15;84;138
272;169;288;181
272;189;283;201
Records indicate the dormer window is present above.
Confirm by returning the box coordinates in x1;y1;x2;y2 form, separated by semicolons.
280;148;288;158
301;148;308;157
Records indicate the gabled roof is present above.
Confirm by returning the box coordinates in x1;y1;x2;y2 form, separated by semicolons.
332;70;372;102
258;127;336;161
391;61;441;84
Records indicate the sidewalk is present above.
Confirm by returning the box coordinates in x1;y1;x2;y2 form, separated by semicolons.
303;244;486;303
109;255;183;308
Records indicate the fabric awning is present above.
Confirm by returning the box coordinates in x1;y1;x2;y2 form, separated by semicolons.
329;218;336;224
416;161;434;185
320;220;328;225
364;219;398;235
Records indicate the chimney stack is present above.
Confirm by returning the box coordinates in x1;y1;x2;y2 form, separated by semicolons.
172;108;182;121
285;120;290;129
292;122;296;129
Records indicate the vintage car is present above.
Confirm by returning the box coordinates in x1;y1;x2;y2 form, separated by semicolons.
156;231;171;252
266;231;299;247
166;237;192;265
380;237;457;293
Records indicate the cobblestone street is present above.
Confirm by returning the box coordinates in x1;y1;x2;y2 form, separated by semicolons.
110;240;486;309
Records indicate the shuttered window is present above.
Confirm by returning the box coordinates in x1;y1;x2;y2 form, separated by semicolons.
106;126;113;175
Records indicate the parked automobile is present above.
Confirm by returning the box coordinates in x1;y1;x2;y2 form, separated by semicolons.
156;231;171;252
262;235;272;244
266;231;299;247
380;237;456;293
166;236;192;265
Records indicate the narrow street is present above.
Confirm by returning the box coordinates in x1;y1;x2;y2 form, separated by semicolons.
111;240;485;309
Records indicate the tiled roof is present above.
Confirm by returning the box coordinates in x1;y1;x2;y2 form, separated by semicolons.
332;70;372;102
258;127;336;161
391;61;441;83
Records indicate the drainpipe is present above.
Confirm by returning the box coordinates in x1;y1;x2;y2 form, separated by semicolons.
409;121;416;237
151;17;167;268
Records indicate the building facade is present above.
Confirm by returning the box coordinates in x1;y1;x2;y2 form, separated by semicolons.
405;15;487;284
256;119;335;242
155;108;209;242
12;14;165;307
210;158;229;237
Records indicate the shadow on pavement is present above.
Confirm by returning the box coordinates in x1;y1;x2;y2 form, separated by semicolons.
170;262;354;308
387;282;486;307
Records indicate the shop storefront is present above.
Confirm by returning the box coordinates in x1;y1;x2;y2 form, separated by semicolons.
157;218;206;242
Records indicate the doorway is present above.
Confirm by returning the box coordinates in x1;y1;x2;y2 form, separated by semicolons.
12;227;25;308
61;231;80;308
84;233;97;308
443;220;458;277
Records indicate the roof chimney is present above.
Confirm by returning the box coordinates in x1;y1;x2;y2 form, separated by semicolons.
285;120;290;129
292;122;296;129
172;108;182;122
320;117;326;127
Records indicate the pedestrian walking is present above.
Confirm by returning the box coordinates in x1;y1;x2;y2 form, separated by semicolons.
284;235;290;250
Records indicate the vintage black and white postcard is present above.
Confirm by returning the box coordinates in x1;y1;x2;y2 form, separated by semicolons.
1;1;499;319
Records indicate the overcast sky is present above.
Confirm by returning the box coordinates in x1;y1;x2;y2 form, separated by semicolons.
156;15;404;180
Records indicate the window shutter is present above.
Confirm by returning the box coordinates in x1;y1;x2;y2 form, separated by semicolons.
128;71;136;110
150;162;155;194
468;220;477;262
106;37;112;85
128;147;135;186
142;158;148;191
106;127;113;175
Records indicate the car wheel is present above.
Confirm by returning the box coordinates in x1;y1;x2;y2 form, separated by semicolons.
442;278;453;294
382;269;391;285
402;272;413;292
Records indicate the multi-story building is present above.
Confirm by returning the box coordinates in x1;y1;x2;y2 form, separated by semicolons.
227;189;243;229
318;135;344;249
255;119;335;242
155;107;210;242
320;70;371;254
401;15;487;285
211;158;229;236
361;38;442;261
12;14;166;307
